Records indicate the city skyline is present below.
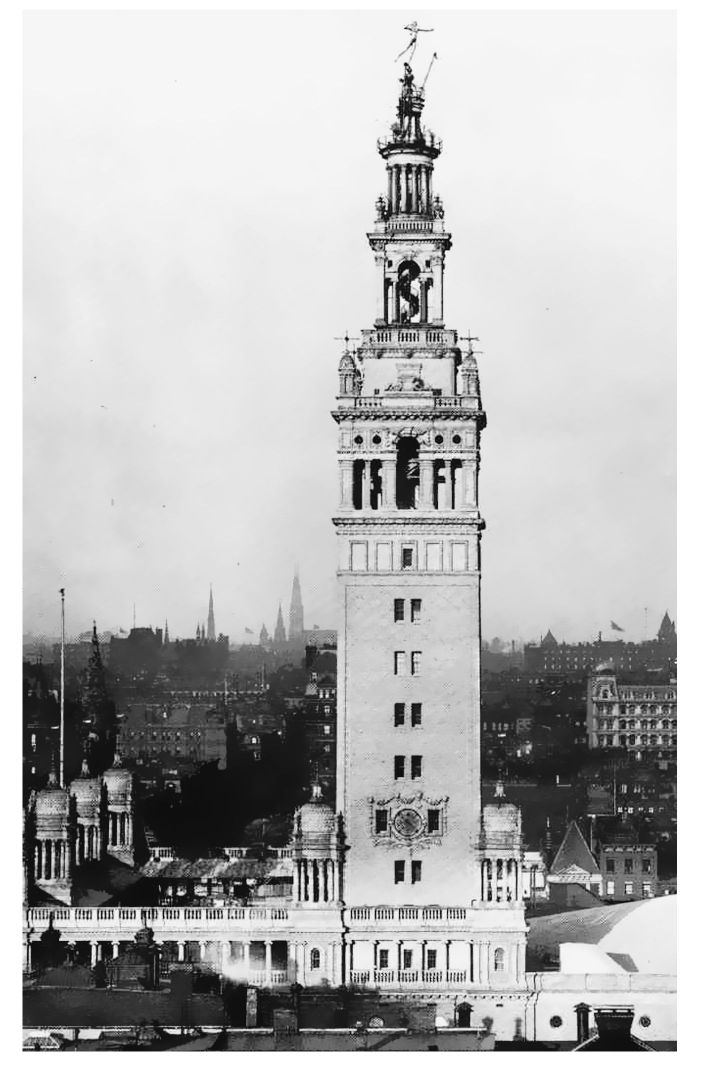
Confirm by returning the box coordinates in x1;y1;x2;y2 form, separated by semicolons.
24;10;675;645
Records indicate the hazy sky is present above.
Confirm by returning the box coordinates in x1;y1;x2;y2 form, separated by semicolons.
23;9;676;645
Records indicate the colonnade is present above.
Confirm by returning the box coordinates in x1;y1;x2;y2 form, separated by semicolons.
293;858;339;904
480;858;522;904
386;163;433;215
34;840;70;881
347;458;477;511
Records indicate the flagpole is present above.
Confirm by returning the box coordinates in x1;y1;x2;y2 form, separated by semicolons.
59;587;65;789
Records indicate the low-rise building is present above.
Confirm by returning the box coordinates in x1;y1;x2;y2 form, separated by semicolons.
599;843;657;901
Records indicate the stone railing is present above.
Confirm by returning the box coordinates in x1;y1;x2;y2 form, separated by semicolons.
349;969;468;988
26;906;291;934
347;906;467;925
345;395;481;412
363;327;457;347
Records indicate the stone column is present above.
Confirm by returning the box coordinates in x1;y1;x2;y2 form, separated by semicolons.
433;257;444;323
445;941;451;975
90;942;98;967
381;458;396;510
463;461;477;508
403;167;410;212
375;255;385;322
34;843;40;880
479;942;489;984
265;940;272;980
469;941;474;983
243;942;251;974
199;941;206;960
112;941;120;959
419;459;434;509
177;941;185;962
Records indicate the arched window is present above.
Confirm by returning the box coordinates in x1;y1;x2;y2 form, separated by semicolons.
493;947;505;972
310;948;321;970
397;260;421;323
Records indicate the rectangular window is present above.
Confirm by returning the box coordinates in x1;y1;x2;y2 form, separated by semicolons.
605;858;615;873
411;651;422;676
410;598;422;623
411;860;422;884
411;755;422;779
403;949;413;969
427;808;440;833
379;948;389;969
411;702;422;726
642;882;651;897
394;755;405;779
624;859;633;874
625;881;633;895
606;879;615;896
394;702;406;726
375;809;388;834
394;598;405;622
642;859;652;873
394;860;405;884
394;651;406;676
323;725;331;736
401;547;414;569
426;949;437;971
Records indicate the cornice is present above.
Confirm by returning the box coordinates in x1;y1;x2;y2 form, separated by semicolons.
332;514;485;532
332;409;485;425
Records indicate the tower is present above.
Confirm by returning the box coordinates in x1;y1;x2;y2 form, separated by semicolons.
289;571;305;642
333;60;486;907
207;585;216;642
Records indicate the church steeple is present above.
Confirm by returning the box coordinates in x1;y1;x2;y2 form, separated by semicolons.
274;603;286;645
207;585;216;642
289;571;304;641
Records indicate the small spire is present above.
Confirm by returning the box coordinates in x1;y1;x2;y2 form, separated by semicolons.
80;758;91;778
47;753;58;788
494;779;505;801
112;751;123;769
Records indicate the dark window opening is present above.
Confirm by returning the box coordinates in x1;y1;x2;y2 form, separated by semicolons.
394;598;405;622
394;860;405;884
411;598;422;622
401;546;415;569
426;949;437;970
411;860;422;884
394;755;405;779
379;948;389;968
411;755;422;779
396;437;420;509
397;259;420;323
352;459;364;510
411;702;422;726
427;808;440;832
369;459;383;510
394;702;406;726
375;809;388;834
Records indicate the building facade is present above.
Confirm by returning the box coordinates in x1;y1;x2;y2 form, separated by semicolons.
586;667;677;763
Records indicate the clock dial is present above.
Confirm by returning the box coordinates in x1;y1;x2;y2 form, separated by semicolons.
393;807;423;839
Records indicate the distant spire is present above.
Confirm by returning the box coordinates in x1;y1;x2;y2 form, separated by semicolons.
259;623;269;646
196;623;201;641
201;623;206;641
289;571;304;641
274;603;286;645
47;752;58;788
164;619;169;645
207;584;216;642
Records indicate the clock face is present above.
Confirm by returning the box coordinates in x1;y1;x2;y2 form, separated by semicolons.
393;807;423;839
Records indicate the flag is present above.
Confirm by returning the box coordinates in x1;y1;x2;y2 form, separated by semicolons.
610;620;624;632
244;627;254;635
